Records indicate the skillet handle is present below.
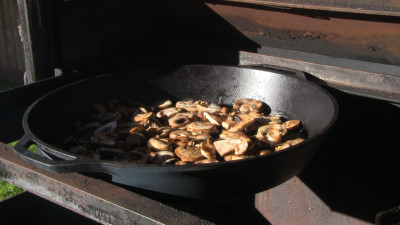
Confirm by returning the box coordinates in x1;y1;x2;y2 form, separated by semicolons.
13;133;104;173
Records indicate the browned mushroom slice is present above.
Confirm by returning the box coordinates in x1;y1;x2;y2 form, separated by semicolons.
282;120;302;131
126;132;147;146
203;111;222;126
132;146;151;154
91;132;119;146
199;140;217;159
94;121;117;134
228;113;256;133
175;160;188;165
162;158;179;165
233;98;263;113
151;151;176;165
187;122;217;135
264;115;283;124
223;154;248;161
256;124;288;144
77;121;102;134
114;151;148;164
156;107;179;119
147;137;172;151
174;145;205;162
133;112;153;123
156;126;174;138
143;117;162;129
95;147;125;159
168;112;195;128
258;149;274;156
195;100;221;113
176;100;198;112
114;141;132;150
190;133;211;141
100;111;122;122
213;133;249;156
287;137;306;146
194;159;219;164
129;125;147;134
275;142;291;151
169;130;192;141
153;99;173;110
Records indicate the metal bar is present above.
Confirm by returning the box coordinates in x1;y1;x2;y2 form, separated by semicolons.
216;0;400;17
0;143;212;225
238;51;400;104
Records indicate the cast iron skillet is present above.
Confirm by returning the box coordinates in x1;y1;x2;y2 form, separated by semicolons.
14;65;338;199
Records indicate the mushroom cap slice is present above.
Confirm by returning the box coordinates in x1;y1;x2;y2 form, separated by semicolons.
213;134;249;156
168;112;195;128
169;130;192;141
187;121;217;134
174;145;205;162
228;113;256;133
199;140;217;159
151;151;176;165
256;124;288;144
147;137;172;151
233;98;263;113
176;100;198;112
194;159;219;164
282;120;302;131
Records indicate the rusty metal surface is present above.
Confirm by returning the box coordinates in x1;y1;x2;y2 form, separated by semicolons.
206;3;400;66
255;177;373;225
238;51;400;103
0;143;213;225
217;0;400;16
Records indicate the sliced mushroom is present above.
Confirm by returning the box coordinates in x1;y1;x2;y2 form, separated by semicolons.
95;147;124;159
176;100;197;112
100;111;122;122
187;121;217;135
151;150;176;165
203;111;222;126
213;133;249;156
174;145;205;162
156;126;174;138
233;98;263;113
256;124;288;144
129;125;147;134
133;112;153;123
199;139;217;159
147;137;172;151
114;151;148;164
94;121;117;134
169;130;192;141
126;132;147;146
156;107;179;119
77;121;102;134
168;112;195;128
228;113;256;133
282;120;302;131
91;132;119;146
195;100;221;113
153;99;173;110
194;159;219;164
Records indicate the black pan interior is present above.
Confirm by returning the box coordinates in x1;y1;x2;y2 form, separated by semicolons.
25;65;336;147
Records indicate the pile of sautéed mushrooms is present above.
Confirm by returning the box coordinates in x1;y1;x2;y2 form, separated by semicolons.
61;98;307;165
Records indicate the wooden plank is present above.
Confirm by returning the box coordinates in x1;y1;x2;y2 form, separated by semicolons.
0;0;10;68
218;0;400;16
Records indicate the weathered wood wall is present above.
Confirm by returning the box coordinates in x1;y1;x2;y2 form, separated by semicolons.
0;0;24;84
